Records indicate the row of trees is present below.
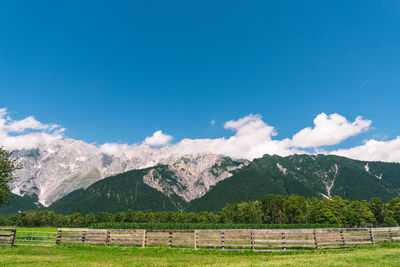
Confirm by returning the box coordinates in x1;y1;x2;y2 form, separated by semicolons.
217;195;400;226
2;195;399;227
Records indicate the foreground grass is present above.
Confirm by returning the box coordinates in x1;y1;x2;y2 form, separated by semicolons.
1;243;400;266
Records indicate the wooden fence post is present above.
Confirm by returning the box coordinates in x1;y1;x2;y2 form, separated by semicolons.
389;228;394;242
106;230;111;246
281;232;286;251
194;230;197;250
142;230;147;248
313;229;318;250
56;229;62;245
169;231;173;248
251;230;255;251
221;231;225;250
369;227;375;245
10;229;16;247
82;230;86;244
340;229;345;247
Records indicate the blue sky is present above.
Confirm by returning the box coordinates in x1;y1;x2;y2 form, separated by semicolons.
0;0;399;150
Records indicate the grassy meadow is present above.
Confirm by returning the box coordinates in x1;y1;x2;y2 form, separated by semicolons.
0;243;400;266
16;227;58;232
89;222;340;230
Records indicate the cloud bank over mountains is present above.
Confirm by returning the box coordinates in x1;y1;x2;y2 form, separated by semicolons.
1;107;399;163
0;108;65;150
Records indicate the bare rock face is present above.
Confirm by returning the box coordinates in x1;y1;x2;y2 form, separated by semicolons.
12;139;125;206
143;154;248;202
11;139;247;206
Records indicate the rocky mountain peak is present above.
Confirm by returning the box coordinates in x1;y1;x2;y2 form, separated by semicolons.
10;140;247;206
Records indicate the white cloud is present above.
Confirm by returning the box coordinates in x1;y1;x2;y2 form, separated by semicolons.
5;116;55;132
2;107;400;163
0;108;64;150
330;137;400;163
143;130;173;146
99;114;295;160
224;114;277;138
151;114;297;160
210;120;215;126
291;113;371;148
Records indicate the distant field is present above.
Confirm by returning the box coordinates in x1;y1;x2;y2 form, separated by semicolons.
1;243;400;266
0;224;341;231
15;227;58;232
89;222;340;230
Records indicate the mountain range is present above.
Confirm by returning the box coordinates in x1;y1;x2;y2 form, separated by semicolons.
9;139;248;207
2;139;400;215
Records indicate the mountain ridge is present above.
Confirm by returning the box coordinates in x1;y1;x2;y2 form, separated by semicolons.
44;154;400;215
3;150;400;216
11;139;246;206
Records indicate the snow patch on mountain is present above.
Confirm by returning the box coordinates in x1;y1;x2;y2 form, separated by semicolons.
365;163;370;172
364;163;383;180
325;164;338;198
276;163;287;175
319;164;339;199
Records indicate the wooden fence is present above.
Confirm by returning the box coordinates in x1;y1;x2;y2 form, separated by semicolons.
55;227;400;251
14;231;57;246
0;228;16;247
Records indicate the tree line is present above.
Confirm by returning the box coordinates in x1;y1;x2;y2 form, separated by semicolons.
1;194;399;227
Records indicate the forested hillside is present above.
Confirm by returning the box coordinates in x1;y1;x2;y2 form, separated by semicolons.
49;167;187;214
189;154;400;211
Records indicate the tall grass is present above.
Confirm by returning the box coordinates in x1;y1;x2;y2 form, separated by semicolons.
89;222;341;230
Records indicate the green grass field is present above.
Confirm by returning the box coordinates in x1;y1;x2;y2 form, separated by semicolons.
16;227;58;232
90;222;340;230
1;243;400;266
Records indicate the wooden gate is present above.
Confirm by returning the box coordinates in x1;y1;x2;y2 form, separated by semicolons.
0;228;16;247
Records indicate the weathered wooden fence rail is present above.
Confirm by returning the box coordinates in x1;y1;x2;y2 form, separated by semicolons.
54;227;400;251
0;228;16;247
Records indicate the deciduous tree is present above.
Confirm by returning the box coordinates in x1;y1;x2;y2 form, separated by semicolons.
0;147;21;205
